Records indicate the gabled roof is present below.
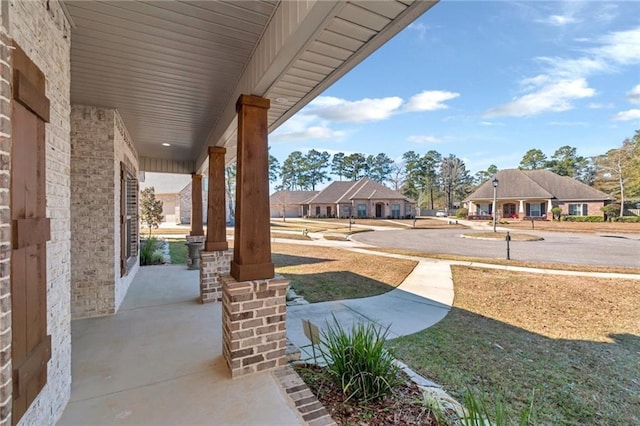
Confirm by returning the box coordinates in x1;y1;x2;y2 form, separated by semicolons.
307;178;412;204
465;169;613;202
270;190;318;205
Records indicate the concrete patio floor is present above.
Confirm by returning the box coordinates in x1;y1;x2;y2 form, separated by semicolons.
58;265;304;426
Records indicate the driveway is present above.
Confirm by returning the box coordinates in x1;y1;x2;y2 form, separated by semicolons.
351;228;640;268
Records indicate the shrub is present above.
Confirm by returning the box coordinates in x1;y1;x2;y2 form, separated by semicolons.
320;317;402;403
461;389;535;426
613;216;640;223
563;215;604;222
456;207;468;218
140;237;164;265
550;206;562;221
601;203;620;219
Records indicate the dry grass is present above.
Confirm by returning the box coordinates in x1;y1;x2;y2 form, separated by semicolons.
390;266;640;425
461;231;543;241
360;247;640;274
502;219;640;234
271;243;417;303
270;232;311;241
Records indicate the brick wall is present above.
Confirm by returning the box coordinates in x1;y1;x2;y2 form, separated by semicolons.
70;106;139;318
200;250;232;303
554;201;606;217
70;105;117;319
8;1;72;424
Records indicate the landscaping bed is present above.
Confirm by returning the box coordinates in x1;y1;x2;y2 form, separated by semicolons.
295;365;438;425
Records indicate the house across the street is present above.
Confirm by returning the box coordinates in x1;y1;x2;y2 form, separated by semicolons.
271;178;416;219
464;169;614;220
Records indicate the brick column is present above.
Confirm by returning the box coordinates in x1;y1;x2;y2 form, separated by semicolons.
230;95;274;282
200;250;232;303
205;146;228;252
190;173;204;236
221;275;288;378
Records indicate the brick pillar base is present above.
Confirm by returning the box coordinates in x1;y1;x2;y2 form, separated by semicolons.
199;250;232;303
221;275;289;378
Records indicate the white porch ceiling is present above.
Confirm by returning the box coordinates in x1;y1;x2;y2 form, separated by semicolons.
65;0;437;173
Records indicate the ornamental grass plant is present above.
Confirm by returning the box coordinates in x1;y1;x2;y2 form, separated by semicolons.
320;316;402;403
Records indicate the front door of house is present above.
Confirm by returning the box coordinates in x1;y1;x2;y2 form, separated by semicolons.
375;203;383;218
10;44;51;424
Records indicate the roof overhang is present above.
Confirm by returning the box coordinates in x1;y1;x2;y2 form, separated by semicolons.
65;0;438;173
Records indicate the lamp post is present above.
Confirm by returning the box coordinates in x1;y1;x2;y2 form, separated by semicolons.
492;177;499;232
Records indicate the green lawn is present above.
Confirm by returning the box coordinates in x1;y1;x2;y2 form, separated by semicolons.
167;240;188;264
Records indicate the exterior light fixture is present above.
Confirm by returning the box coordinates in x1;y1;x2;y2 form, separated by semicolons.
161;143;171;147
492;177;499;232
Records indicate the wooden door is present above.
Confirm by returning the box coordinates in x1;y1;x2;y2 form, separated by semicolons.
10;44;51;425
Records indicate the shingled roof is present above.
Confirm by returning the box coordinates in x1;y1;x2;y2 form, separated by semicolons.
307;178;412;204
465;169;613;202
270;190;318;204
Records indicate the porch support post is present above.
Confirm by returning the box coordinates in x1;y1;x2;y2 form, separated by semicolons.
199;147;231;304
518;199;525;216
468;201;475;215
230;95;274;282
547;199;553;215
190;173;204;236
205;146;228;252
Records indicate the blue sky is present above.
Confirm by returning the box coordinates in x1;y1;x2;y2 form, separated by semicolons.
269;1;640;178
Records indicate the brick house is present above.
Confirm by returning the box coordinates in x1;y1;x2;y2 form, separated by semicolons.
270;190;319;218
0;1;436;424
307;178;416;219
464;169;614;220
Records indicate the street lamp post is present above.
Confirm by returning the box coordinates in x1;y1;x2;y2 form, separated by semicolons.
492;177;499;233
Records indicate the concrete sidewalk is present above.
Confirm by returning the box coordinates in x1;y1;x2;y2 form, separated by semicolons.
286;258;455;361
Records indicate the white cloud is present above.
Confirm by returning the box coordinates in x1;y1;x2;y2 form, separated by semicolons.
310;96;403;123
587;102;613;109
537;14;578;26
627;84;640;104
480;121;504;126
404;90;459;112
549;121;589;126
408;22;427;40
612;109;640;121
271;125;345;142
407;135;444;144
485;78;595;117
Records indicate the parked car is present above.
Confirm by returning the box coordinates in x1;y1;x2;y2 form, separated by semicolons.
436;210;447;217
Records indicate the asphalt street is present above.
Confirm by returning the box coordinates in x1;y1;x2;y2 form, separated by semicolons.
351;228;640;268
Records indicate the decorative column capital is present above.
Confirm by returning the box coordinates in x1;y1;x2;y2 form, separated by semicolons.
209;146;226;156
236;94;270;111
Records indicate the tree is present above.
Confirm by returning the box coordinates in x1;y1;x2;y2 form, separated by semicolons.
268;153;280;184
331;152;346;181
367;153;394;183
280;151;308;190
343;153;368;180
594;136;638;217
546;145;587;178
225;165;236;222
440;154;472;211
304;149;330;190
402;150;442;209
474;164;498;185
388;161;405;191
519;149;547;170
140;187;163;236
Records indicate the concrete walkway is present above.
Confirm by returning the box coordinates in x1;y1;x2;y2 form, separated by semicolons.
58;265;304;426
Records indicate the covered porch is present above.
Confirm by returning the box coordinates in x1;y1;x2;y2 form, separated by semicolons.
58;265;305;425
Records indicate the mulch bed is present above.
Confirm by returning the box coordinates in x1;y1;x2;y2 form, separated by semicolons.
294;365;439;425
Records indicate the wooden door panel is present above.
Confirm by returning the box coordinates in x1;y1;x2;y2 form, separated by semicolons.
10;44;51;425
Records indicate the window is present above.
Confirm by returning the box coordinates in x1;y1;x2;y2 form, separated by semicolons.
477;204;491;215
529;203;541;217
326;206;332;217
391;204;400;218
342;205;351;216
315;206;320;216
357;204;367;218
568;203;587;216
